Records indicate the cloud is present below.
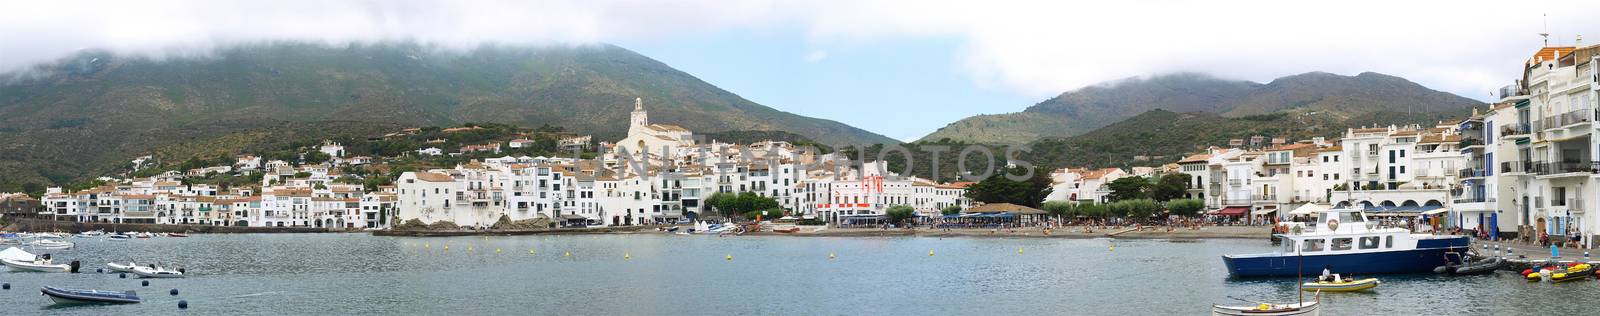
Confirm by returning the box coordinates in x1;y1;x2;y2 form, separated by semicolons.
803;50;828;62
2;0;1597;99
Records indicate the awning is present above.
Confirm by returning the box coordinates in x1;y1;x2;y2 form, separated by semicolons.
1421;208;1449;215
1288;203;1331;216
1215;206;1249;217
1251;208;1277;216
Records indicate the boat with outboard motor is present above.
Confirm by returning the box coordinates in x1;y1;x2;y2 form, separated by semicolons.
107;261;140;273
1301;277;1380;292
40;286;141;305
2;255;78;273
1222;207;1469;277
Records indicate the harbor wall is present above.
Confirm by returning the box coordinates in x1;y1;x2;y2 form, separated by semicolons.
372;225;652;237
4;218;340;234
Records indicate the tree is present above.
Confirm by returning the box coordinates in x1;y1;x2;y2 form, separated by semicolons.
705;192;736;217
1150;173;1191;202
885;205;916;225
940;205;963;216
1167;199;1205;217
1078;202;1106;218
964;166;1053;207
743;208;783;220
1120;199;1161;219
1106;177;1150;202
1041;201;1077;220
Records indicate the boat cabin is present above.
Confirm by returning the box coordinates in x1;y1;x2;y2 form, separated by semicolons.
1276;208;1415;256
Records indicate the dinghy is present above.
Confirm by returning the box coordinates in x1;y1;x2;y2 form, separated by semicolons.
1301;277;1380;292
130;264;185;278
107;261;139;273
40;286;141;305
106;234;131;241
30;240;74;250
2;257;76;273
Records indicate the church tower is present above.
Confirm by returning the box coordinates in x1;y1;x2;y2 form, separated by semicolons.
629;97;648;132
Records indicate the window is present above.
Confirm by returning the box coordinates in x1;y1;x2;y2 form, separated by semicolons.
1359;237;1380;249
1384;236;1393;248
1301;239;1326;252
1331;238;1353;251
1323;156;1329;163
1400;166;1406;174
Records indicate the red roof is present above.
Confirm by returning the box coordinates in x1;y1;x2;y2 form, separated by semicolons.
1215;206;1249;217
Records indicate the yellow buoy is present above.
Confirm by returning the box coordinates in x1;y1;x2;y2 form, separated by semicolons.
424;244;430;249
564;251;572;257
625;253;631;260
443;245;449;251
1018;248;1024;255
528;249;536;255
929;250;935;257
1109;243;1115;252
495;248;502;253
468;246;474;252
828;252;836;260
726;254;733;261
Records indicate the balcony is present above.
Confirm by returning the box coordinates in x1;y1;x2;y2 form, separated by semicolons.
1542;109;1596;130
1500;161;1530;174
1251;194;1277;202
1501;124;1532;138
1458;138;1484;148
1532;161;1600;176
1457;168;1487;178
1452;196;1496;204
1499;84;1527;99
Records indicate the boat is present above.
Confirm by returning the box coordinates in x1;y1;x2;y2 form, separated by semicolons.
0;247;36;261
40;286;141;305
1524;263;1559;282
773;227;801;233
30;240;75;250
1301;277;1380;292
134;232;154;239
130;264;185;278
73;230;105;238
1447;257;1503;275
107;234;131;241
1545;263;1593;283
107;261;139;273
1212;294;1320;316
167;233;190;238
2;257;77;273
1222;208;1469;277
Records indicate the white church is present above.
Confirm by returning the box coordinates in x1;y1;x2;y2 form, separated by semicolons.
615;97;695;155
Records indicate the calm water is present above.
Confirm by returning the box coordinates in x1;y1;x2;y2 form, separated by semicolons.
0;234;1592;315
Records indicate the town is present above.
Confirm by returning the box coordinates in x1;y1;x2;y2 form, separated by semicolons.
0;43;1594;253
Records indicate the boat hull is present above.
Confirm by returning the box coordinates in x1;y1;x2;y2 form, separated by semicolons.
1301;278;1379;292
41;286;141;304
1212;302;1319;316
1224;237;1468;277
2;259;70;273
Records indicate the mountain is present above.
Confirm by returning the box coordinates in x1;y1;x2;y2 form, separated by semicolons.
919;72;1483;145
0;42;896;186
1021;108;1474;171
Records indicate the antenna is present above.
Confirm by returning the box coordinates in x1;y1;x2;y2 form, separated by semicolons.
1541;13;1550;47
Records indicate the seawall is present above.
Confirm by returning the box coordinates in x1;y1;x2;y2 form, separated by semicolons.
5;218;341;234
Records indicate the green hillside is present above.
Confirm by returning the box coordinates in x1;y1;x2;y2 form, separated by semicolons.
0;42;896;186
920;72;1483;145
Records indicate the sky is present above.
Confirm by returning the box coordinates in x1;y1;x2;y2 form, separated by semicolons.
3;0;1600;141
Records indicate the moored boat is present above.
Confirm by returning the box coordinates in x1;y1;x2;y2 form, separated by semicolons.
40;286;141;305
107;261;139;273
1546;263;1593;283
107;234;131;241
1301;277;1380;292
2;257;77;273
168;233;190;238
30;240;74;250
1222;208;1468;277
130;264;185;278
1212;295;1320;316
1447;257;1503;275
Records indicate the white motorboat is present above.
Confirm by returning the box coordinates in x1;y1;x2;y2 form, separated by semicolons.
0;247;35;261
107;234;132;241
30;240;75;250
2;257;76;273
107;261;139;273
133;232;154;239
73;230;105;238
130;265;185;278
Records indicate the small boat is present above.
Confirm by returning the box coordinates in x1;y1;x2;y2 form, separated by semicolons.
1524;264;1558;282
134;232;154;239
30;240;75;250
773;227;801;233
2;257;77;273
130;264;185;278
167;233;190;238
1546;263;1593;283
1212;295;1320;316
1449;257;1503;275
107;234;132;241
107;261;139;273
40;286;141;305
1301;277;1380;292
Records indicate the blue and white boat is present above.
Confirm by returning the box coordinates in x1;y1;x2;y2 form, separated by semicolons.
40;286;141;304
1222;207;1469;277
